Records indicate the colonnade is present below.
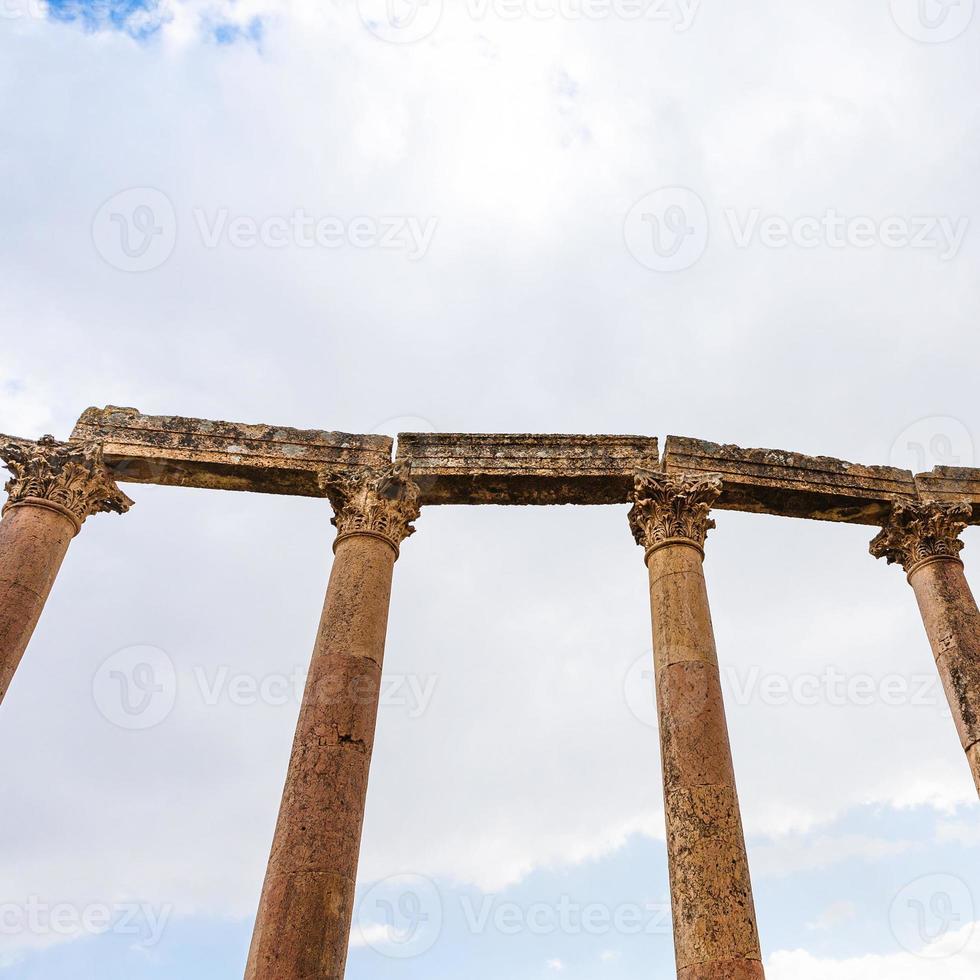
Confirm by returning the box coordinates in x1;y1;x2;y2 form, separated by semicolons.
2;435;979;980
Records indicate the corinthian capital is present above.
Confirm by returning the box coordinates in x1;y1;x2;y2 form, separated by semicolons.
319;461;421;556
1;435;133;532
628;470;723;557
870;501;970;575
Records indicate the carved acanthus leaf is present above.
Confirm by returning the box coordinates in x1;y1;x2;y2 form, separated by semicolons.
628;471;722;552
870;501;970;572
1;435;133;525
319;461;420;551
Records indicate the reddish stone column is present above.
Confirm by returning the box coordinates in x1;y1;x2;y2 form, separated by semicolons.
0;435;132;704
871;502;980;795
246;463;420;980
629;472;764;980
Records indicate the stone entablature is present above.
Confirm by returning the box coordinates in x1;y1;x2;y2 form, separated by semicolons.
69;406;392;497
663;435;917;524
30;406;980;522
395;432;660;504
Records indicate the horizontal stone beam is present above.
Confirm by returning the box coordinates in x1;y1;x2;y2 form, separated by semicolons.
914;466;980;522
37;412;980;523
662;436;919;525
70;407;392;496
395;432;660;505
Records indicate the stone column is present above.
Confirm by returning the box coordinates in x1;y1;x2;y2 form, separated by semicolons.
0;435;132;704
246;462;421;980
629;472;764;980
871;501;980;795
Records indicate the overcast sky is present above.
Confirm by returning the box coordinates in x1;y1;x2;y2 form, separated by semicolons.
2;1;980;977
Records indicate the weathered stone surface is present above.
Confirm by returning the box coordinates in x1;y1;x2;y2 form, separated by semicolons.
0;434;131;706
395;432;659;505
0;504;75;705
914;466;980;521
320;462;420;555
869;501;969;573
247;476;419;980
678;958;765;980
1;434;132;527
71;406;392;496
906;554;980;794
664;435;916;524
634;478;764;979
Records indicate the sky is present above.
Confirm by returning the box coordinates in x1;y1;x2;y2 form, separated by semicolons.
1;0;980;977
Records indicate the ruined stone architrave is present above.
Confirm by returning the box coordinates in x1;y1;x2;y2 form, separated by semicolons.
3;404;980;980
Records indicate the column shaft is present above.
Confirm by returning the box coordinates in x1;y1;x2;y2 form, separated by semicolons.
0;503;76;703
0;435;132;705
246;534;396;980
246;462;419;980
646;541;764;980
871;501;980;797
908;557;980;794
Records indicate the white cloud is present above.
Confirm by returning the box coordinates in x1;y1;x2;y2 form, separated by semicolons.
806;900;858;931
0;1;979;970
768;921;980;980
